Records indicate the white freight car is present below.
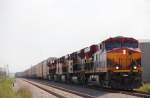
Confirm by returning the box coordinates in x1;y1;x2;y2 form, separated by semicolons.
18;57;56;79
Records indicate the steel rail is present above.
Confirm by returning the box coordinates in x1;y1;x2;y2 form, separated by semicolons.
23;79;95;98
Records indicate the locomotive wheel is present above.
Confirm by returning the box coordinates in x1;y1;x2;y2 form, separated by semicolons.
54;75;57;81
78;73;88;85
58;75;61;82
110;80;116;89
66;74;72;84
49;75;52;80
99;80;105;88
99;75;104;87
99;75;109;88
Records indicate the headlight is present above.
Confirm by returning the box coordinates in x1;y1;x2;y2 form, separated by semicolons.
116;66;119;70
123;49;126;54
133;66;137;69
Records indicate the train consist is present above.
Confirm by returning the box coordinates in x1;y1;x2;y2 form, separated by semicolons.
16;36;143;90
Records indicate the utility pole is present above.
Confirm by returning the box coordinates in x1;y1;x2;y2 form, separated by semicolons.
4;64;9;77
42;62;44;79
30;65;33;78
7;64;9;77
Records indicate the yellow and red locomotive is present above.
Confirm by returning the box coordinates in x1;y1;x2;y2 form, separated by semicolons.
100;36;142;89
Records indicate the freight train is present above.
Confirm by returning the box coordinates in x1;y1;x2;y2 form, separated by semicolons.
16;36;143;90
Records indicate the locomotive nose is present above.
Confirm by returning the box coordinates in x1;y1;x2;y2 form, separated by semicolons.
107;48;141;71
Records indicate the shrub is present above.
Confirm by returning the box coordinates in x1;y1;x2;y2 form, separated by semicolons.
0;78;32;98
135;83;150;93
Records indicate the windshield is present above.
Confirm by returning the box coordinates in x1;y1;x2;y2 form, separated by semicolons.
106;41;138;50
106;41;121;50
122;42;138;48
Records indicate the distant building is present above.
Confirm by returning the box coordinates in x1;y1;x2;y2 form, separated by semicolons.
139;41;150;82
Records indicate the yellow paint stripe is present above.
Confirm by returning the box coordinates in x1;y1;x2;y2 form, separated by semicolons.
113;69;139;72
113;70;130;72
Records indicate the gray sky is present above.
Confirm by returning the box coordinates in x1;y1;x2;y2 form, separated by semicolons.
0;0;150;73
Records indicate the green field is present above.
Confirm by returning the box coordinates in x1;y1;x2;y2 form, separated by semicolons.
135;83;150;93
0;78;32;98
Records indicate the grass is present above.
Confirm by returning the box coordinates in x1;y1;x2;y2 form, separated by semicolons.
135;83;150;93
0;78;32;98
17;87;32;98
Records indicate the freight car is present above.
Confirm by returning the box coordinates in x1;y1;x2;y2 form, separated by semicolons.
18;57;56;79
47;36;142;90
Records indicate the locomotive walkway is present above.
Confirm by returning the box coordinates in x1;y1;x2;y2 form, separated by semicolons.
15;78;142;98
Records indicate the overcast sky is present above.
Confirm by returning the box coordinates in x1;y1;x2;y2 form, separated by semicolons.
0;0;150;73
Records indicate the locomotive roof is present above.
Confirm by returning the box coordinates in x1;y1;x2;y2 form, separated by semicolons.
103;36;138;43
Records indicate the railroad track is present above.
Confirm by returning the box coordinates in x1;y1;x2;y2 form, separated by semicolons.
119;90;150;98
88;85;150;98
23;79;150;98
23;79;95;98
